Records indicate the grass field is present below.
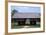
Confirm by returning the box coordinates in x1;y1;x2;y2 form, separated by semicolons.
11;24;40;29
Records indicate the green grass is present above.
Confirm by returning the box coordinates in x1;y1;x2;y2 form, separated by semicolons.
12;24;40;29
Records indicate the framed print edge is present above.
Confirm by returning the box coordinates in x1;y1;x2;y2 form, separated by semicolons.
5;0;45;35
8;0;44;3
5;0;8;35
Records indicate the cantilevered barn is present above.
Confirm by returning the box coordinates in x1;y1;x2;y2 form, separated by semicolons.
11;13;40;26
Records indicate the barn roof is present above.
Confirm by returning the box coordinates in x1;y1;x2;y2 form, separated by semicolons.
12;13;40;18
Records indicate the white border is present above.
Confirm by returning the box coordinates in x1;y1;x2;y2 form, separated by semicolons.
8;2;43;33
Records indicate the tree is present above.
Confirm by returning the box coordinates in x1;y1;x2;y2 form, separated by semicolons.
11;9;18;16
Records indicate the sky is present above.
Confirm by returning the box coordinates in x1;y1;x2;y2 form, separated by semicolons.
11;6;40;13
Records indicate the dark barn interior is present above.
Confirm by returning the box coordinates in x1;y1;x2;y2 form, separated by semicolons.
11;18;40;26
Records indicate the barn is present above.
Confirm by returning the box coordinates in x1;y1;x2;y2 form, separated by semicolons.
11;13;40;26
